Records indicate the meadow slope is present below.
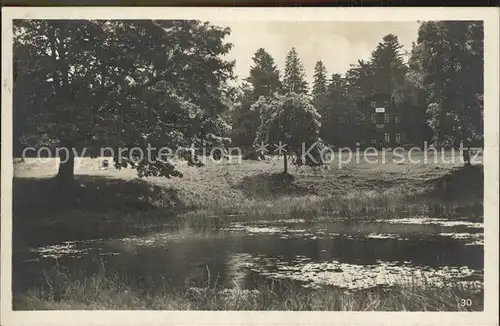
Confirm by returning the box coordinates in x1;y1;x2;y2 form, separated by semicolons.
13;152;483;247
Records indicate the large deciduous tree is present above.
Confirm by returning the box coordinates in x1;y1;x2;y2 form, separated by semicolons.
409;21;483;165
400;41;433;146
14;19;234;192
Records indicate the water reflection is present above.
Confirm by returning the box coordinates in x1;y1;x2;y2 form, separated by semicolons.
14;217;484;293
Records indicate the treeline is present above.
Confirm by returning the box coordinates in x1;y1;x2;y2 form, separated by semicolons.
230;21;484;165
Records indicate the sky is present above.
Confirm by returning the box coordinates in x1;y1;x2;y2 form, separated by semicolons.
214;21;421;85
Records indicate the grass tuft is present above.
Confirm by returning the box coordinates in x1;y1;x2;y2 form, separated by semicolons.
15;264;483;311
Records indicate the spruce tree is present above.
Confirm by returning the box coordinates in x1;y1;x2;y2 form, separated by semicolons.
231;48;282;149
282;47;308;94
247;48;282;99
312;60;328;97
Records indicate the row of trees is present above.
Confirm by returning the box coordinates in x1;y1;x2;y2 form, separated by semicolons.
231;21;483;169
231;35;410;151
13;20;484;187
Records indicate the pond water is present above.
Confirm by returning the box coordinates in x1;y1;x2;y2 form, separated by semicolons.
13;217;483;293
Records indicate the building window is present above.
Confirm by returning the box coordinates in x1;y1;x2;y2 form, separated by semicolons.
372;139;377;145
370;101;377;108
384;113;390;123
385;132;391;144
396;133;401;144
371;113;376;124
395;115;400;124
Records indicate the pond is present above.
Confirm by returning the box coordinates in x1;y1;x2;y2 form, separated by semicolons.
13;217;484;294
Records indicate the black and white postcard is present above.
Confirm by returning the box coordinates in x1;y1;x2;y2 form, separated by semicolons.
1;6;498;326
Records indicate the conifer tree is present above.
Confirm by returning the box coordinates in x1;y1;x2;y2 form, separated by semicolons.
282;47;308;94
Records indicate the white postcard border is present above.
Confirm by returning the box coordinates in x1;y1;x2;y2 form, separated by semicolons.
1;6;498;326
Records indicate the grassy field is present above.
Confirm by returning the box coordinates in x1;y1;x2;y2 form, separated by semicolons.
12;151;484;310
13;152;483;246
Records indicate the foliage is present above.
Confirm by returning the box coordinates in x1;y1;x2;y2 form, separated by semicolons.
320;74;358;147
370;34;408;99
254;92;322;172
344;34;407;102
282;48;308;95
231;48;281;149
312;60;328;97
13;19;234;181
247;48;282;98
408;21;483;153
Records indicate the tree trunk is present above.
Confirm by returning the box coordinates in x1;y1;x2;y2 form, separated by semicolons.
462;147;471;167
56;148;76;200
283;153;288;174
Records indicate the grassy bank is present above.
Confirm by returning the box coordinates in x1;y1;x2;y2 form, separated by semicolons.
12;154;485;311
13;154;484;247
15;265;483;311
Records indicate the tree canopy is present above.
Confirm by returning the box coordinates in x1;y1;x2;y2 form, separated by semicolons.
14;19;235;185
247;48;282;99
282;47;308;95
14;19;484;181
253;92;322;173
231;48;281;149
409;21;483;159
312;60;328;97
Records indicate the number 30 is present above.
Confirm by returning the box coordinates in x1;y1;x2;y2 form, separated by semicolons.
460;298;472;307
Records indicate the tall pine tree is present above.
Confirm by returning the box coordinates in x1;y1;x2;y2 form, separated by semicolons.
318;73;357;147
231;48;281;149
369;34;407;99
312;60;328;97
311;61;330;143
282;47;308;94
247;48;281;98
